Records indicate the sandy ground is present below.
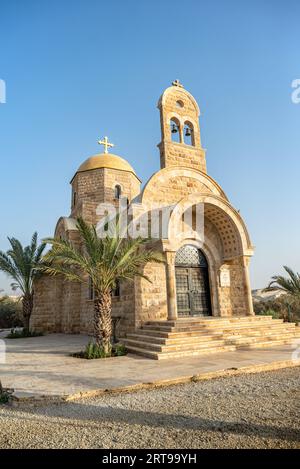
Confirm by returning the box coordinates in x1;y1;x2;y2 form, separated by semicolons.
0;367;299;449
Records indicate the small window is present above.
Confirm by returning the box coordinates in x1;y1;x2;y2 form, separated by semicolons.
115;185;122;199
73;191;77;207
176;100;184;108
112;279;120;297
88;277;94;300
103;209;109;232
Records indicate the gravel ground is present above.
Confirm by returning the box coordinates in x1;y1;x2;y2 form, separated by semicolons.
0;367;299;449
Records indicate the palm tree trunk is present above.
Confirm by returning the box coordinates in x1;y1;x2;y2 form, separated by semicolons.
22;293;33;332
93;291;112;355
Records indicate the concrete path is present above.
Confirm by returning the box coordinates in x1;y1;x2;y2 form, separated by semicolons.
0;332;299;401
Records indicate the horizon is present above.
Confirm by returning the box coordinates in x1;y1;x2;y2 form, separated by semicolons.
1;0;300;293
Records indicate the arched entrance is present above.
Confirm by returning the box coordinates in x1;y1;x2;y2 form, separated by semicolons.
175;245;212;317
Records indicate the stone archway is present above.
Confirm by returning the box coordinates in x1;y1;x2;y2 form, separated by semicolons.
163;193;254;320
175;245;212;317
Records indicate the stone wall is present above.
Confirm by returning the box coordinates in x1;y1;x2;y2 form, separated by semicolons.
78;279;136;338
31;275;63;332
134;260;168;328
217;258;248;317
158;142;206;173
60;279;81;333
71;168;140;222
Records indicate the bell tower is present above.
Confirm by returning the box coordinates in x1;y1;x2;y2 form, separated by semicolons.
157;80;207;173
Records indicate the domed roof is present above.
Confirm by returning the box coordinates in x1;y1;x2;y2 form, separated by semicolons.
74;153;137;178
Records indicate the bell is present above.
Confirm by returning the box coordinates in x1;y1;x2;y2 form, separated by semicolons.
185;127;192;137
171;124;178;133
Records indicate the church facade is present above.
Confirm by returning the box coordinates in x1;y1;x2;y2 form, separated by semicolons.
31;81;255;338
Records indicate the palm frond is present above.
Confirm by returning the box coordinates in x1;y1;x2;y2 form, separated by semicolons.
30;232;38;256
265;266;300;297
41;265;83;283
0;233;47;296
39;217;164;293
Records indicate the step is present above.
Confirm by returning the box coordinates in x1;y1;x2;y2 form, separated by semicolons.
126;333;224;345
223;326;297;338
123;338;227;352
141;321;289;335
125;344;237;360
136;324;296;339
221;324;296;336
175;319;285;328
145;316;275;328
154;345;237;360
141;322;277;332
237;337;300;350
138;328;224;338
226;332;298;346
171;322;290;333
124;345;158;359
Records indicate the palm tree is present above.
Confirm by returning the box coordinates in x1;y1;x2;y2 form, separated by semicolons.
266;266;300;297
42;217;164;355
0;233;47;331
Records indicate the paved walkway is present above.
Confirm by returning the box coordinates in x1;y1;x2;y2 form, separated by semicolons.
0;332;299;401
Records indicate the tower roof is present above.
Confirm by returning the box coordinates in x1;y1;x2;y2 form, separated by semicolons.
157;80;200;115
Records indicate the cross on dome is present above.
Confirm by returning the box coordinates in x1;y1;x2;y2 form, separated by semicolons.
97;136;114;154
172;79;183;88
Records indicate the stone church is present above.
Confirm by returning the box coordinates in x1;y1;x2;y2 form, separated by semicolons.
33;81;300;358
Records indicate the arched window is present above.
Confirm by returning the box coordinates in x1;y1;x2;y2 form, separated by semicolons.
175;245;208;267
115;184;122;199
170;117;181;143
72;191;77;207
183;122;194;146
88;277;94;300
112;279;120;297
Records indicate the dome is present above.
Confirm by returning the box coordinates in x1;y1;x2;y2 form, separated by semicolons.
74;153;137;178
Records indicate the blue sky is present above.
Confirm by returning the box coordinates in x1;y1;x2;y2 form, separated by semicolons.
0;0;299;293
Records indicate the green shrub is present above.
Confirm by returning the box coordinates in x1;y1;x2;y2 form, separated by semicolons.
0;393;9;404
0;296;23;329
254;295;300;323
72;341;127;359
256;308;279;319
113;343;127;356
0;381;11;405
6;328;43;339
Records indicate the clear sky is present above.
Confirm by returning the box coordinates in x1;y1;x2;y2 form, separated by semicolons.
0;0;299;293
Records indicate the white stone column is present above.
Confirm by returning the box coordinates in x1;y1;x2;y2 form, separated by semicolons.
243;256;254;316
165;251;178;320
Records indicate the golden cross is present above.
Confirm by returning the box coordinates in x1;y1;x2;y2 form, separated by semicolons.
97;136;114;154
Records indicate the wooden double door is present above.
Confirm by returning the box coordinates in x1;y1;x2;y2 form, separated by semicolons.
175;266;211;317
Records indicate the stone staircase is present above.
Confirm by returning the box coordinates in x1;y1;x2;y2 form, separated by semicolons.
122;316;300;359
